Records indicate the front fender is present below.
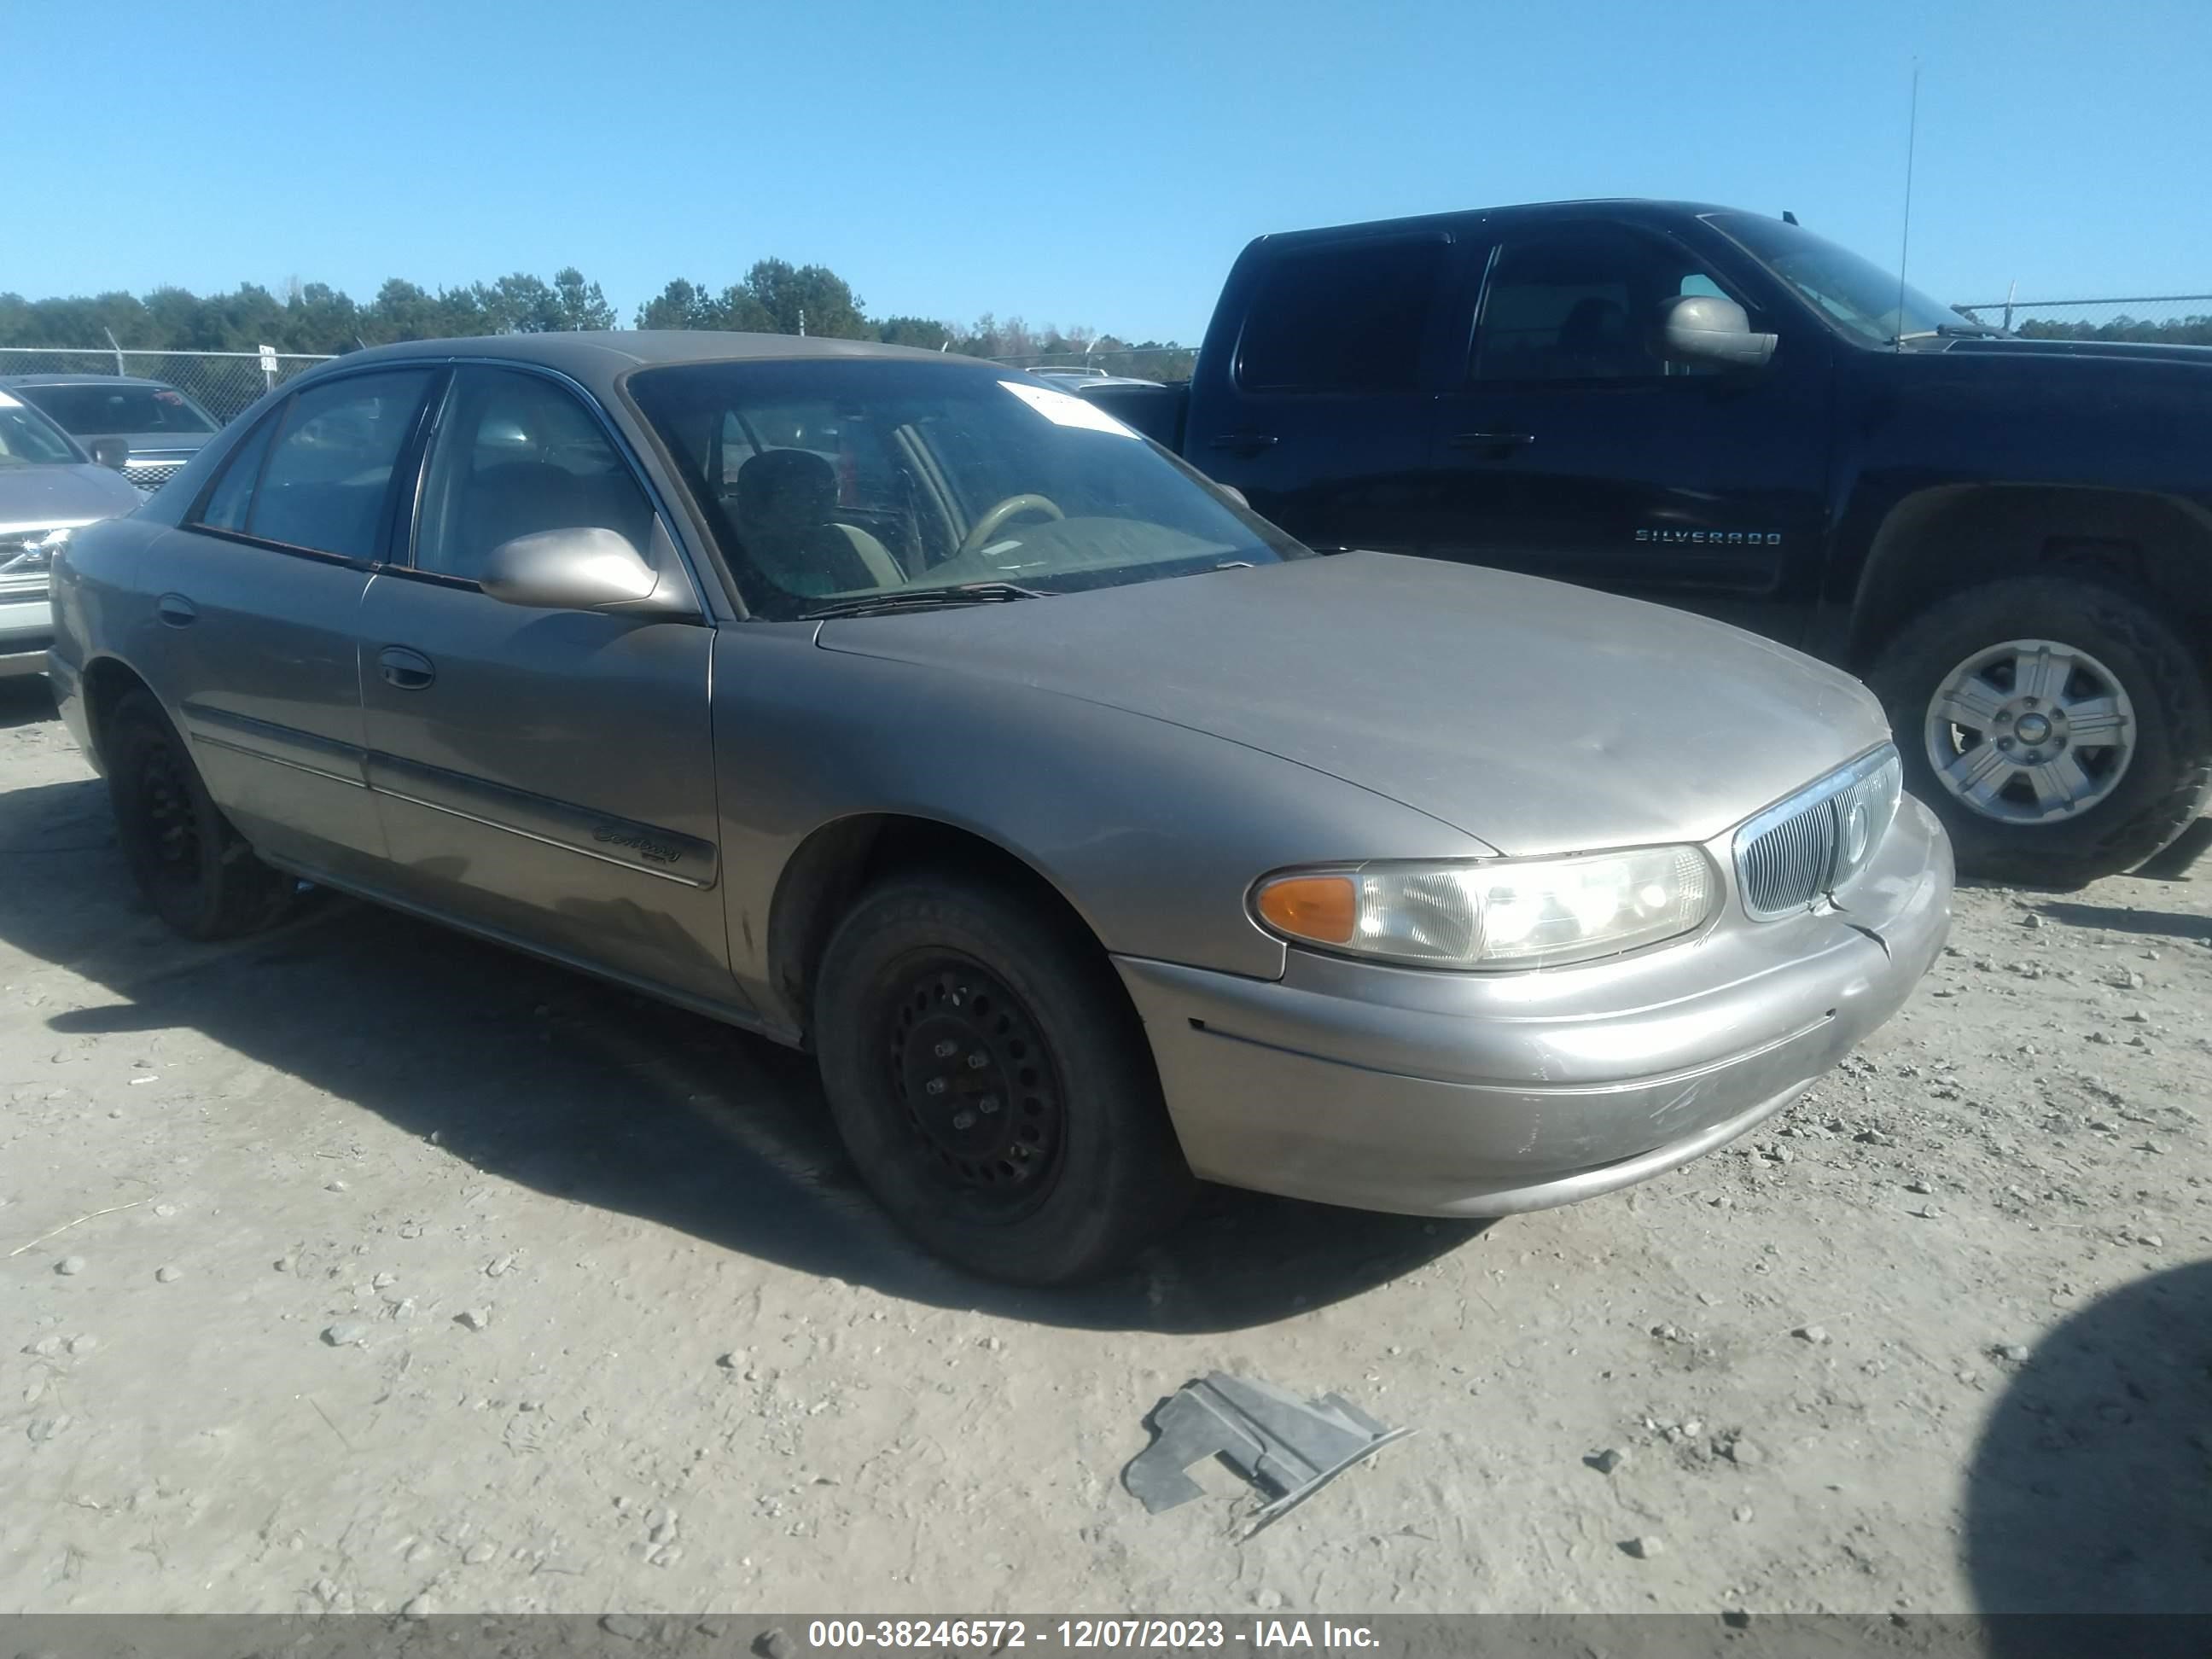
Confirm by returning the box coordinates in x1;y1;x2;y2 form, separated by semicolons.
708;625;1493;1003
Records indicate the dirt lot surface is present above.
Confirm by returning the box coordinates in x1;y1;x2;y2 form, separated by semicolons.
2;675;2206;1619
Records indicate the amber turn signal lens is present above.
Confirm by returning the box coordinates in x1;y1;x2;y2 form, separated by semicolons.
1254;874;1359;945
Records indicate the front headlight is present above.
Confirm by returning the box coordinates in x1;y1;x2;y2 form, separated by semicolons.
1251;847;1720;970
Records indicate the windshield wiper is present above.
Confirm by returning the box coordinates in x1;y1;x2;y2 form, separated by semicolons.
1890;322;1999;344
798;581;1051;620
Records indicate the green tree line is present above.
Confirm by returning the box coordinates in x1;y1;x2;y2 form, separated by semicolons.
0;259;1195;376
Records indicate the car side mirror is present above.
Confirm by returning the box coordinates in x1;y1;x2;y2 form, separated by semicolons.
90;436;131;471
479;526;693;615
1657;294;1778;370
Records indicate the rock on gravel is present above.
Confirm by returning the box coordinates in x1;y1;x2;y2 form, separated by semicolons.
455;1308;491;1331
154;1265;181;1283
55;1255;85;1276
321;1324;370;1348
1622;1536;1666;1560
1793;1324;1831;1344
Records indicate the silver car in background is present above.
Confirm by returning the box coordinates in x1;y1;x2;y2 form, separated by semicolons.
0;374;223;494
47;333;1951;1283
0;388;146;678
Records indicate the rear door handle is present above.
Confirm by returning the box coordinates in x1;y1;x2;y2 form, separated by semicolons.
1448;429;1536;451
1207;433;1279;456
155;593;197;627
377;646;435;690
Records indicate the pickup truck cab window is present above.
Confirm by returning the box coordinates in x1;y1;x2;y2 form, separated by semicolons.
1236;237;1448;393
1472;223;1735;382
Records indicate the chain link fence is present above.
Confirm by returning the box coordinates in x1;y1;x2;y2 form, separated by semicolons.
0;346;335;425
1953;294;2212;346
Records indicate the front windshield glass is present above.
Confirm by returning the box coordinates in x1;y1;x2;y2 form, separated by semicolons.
19;381;218;435
0;394;84;467
1705;212;1972;345
627;358;1312;620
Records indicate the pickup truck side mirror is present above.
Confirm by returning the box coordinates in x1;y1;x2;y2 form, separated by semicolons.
480;526;694;616
1657;294;1778;370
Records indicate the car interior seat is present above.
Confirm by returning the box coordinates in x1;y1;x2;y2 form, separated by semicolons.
733;448;903;597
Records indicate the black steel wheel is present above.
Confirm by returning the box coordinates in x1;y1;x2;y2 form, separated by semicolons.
815;873;1193;1284
105;689;297;940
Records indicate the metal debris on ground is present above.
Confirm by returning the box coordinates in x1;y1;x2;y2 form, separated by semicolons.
1121;1371;1412;1537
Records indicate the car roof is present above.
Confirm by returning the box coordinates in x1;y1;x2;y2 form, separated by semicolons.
0;372;195;391
1254;198;1761;247
290;331;1007;405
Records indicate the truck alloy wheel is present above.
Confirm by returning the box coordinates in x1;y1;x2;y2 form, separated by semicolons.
1922;637;2136;824
1870;576;2212;886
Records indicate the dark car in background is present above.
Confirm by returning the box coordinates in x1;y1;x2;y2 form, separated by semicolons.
1080;200;2212;886
0;374;223;495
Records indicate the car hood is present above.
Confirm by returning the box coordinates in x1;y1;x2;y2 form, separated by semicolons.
816;552;1890;855
1944;335;2212;369
108;430;213;456
0;463;146;528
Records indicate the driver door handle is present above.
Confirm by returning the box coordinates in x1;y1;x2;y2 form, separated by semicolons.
1449;428;1536;451
1207;433;1278;456
155;593;197;627
377;646;435;690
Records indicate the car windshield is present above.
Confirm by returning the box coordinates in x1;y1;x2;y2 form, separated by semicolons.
1704;212;1976;346
0;394;84;467
17;381;218;436
627;358;1312;620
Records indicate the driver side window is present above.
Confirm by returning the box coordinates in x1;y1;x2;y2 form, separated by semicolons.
413;369;655;581
1473;225;1734;383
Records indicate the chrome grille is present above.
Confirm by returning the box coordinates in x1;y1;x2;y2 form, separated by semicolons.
1733;746;1904;919
1739;798;1840;915
120;460;183;492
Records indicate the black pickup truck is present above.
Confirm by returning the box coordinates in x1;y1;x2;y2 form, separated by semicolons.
1082;201;2212;884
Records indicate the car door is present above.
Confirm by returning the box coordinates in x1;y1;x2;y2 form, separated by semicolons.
1426;218;1832;638
353;363;740;1008
149;367;440;881
1198;230;1462;554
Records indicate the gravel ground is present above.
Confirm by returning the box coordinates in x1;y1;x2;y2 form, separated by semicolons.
2;675;2206;1618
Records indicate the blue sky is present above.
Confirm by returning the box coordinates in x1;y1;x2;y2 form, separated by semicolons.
9;0;2209;340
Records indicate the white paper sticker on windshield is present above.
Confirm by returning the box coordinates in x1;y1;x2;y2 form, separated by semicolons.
0;391;19;407
998;378;1138;438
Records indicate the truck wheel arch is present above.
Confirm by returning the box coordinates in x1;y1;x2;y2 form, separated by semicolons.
1848;484;2212;668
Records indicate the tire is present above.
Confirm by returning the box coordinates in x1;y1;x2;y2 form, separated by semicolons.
813;873;1195;1284
1867;576;2212;886
105;690;298;940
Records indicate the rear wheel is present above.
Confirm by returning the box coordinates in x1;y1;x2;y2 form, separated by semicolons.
1867;576;2212;885
813;874;1193;1284
105;690;297;940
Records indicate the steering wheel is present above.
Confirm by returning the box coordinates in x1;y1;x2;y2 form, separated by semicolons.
957;492;1064;559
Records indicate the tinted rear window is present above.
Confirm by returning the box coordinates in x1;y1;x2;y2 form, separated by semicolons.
19;382;217;436
1236;239;1447;393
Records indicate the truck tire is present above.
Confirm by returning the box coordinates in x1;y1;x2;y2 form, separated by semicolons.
106;690;299;940
1867;576;2212;886
813;872;1195;1284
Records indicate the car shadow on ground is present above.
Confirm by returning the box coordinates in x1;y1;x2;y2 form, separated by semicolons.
0;773;1478;1334
1965;1259;2212;1621
0;677;57;731
2032;899;2210;942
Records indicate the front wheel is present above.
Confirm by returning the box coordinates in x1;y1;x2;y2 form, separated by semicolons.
1867;576;2212;886
813;874;1194;1284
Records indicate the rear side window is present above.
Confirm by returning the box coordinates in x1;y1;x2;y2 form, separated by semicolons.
1236;239;1447;393
196;416;276;533
242;371;436;560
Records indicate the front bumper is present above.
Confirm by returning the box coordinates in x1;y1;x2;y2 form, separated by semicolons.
1115;797;1952;1218
0;597;53;678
